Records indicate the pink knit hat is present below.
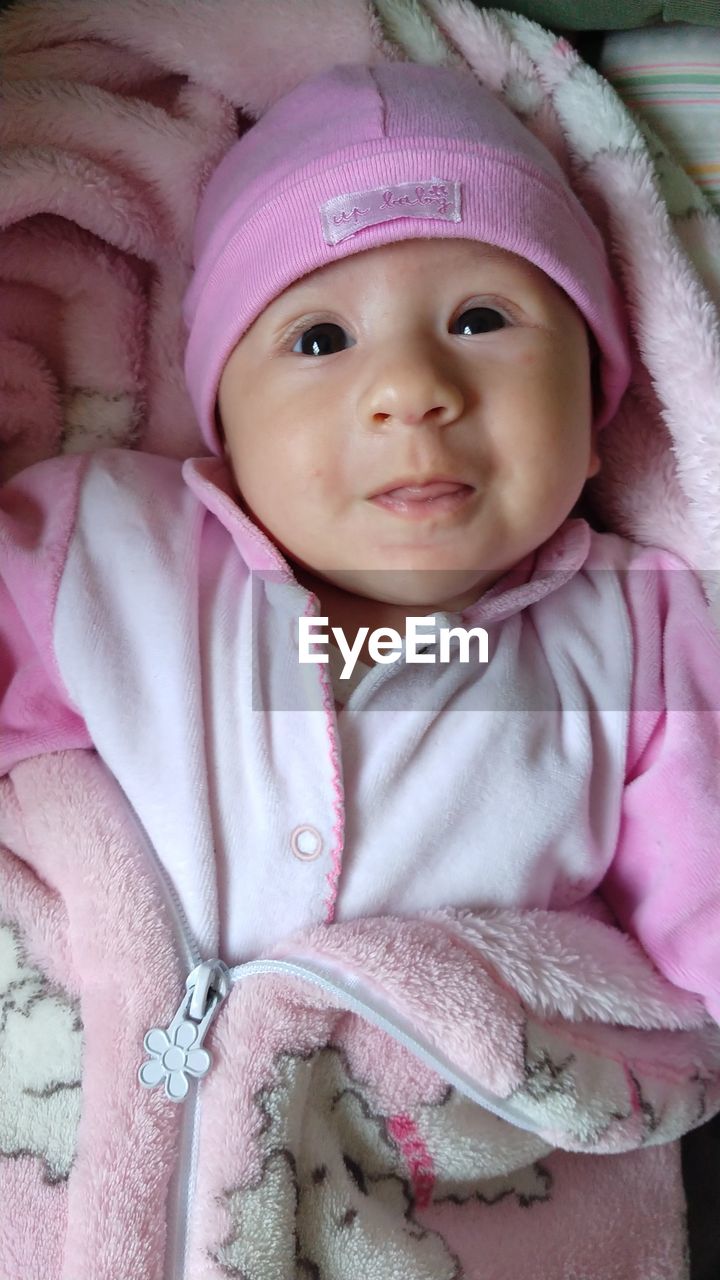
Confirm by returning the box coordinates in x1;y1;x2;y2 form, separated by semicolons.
183;61;632;454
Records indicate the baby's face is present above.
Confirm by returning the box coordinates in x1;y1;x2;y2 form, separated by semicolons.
217;238;599;610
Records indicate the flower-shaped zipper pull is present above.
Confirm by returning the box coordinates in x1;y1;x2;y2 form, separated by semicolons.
139;959;231;1102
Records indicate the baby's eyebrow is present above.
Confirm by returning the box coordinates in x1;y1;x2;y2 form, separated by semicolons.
269;244;528;317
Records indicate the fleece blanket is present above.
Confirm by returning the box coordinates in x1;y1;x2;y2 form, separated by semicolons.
2;1;720;1277
1;748;720;1280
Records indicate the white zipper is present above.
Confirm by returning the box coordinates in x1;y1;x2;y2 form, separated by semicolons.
117;786;214;1280
126;783;550;1278
225;953;547;1136
139;959;231;1100
137;934;556;1280
137;945;547;1280
141;946;546;1138
139;958;231;1280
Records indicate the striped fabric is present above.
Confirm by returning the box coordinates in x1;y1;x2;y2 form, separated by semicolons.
600;24;720;207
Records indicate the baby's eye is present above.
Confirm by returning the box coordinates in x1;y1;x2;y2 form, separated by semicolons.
292;323;355;356
452;306;509;336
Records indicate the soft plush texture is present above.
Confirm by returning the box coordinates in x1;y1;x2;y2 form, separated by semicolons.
1;748;719;1279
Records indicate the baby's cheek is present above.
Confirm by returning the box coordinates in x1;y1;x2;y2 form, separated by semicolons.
516;349;539;369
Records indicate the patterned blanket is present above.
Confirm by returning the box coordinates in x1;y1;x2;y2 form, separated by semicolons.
2;749;719;1278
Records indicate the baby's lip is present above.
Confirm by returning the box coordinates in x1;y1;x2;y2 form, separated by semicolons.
369;477;472;499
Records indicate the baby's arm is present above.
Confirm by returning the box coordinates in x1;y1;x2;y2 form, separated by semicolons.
600;546;720;1023
0;456;93;774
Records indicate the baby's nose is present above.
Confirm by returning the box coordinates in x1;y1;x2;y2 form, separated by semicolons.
383;405;453;427
363;354;465;428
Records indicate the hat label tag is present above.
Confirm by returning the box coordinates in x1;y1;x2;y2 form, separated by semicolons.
321;179;462;245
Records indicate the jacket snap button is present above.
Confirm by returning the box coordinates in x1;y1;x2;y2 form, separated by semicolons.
290;825;323;861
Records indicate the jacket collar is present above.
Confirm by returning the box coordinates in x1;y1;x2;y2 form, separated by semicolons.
183;456;592;624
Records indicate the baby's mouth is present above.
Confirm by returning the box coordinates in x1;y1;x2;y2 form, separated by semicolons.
369;481;474;519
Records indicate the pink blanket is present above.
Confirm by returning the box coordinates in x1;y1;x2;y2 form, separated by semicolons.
1;749;719;1279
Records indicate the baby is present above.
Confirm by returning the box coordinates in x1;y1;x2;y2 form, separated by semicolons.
215;234;598;683
1;61;719;1018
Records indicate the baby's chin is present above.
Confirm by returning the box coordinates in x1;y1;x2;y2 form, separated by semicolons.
312;565;496;612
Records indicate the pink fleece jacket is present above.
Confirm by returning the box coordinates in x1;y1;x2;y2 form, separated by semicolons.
1;447;719;1022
